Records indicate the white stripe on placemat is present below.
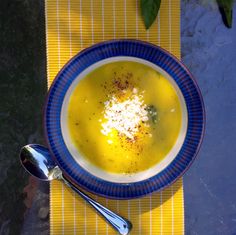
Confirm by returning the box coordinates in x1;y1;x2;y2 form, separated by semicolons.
146;29;149;41
160;191;163;235
172;185;174;235
113;0;116;38
73;192;76;235
91;0;94;44
56;0;61;68
139;199;141;235
124;0;127;37
135;0;138;39
182;184;185;234
106;199;108;235
116;200;119;212
68;0;72;55
158;13;160;45
84;201;87;235
62;184;65;235
102;0;104;40
95;195;98;235
169;0;172;52
80;0;83;48
128;200;130;220
150;194;152;235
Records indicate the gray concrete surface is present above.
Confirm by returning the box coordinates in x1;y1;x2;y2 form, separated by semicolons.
182;1;236;235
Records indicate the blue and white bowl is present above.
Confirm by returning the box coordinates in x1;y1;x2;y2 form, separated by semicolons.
44;40;205;199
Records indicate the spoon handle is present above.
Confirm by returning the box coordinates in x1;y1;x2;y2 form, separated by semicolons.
61;177;132;235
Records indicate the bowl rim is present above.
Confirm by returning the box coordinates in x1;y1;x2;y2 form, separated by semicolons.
44;39;206;199
60;56;188;183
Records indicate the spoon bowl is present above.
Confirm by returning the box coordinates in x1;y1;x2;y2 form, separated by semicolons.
20;144;56;181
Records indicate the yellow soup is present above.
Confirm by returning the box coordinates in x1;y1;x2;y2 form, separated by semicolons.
67;61;182;174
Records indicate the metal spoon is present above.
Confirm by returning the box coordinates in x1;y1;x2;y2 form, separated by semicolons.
20;144;132;235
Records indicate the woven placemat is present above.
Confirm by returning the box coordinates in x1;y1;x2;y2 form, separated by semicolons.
45;0;184;234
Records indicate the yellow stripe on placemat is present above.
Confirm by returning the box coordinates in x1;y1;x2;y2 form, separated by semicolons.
45;0;184;234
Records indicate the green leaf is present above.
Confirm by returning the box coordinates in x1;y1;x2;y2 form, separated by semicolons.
217;0;234;28
141;0;161;29
146;105;158;124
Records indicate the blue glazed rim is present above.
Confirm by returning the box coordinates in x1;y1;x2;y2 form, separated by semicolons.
44;39;205;199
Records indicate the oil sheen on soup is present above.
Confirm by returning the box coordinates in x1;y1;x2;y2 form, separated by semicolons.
67;61;182;174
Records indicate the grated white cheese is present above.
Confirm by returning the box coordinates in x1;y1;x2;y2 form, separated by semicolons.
101;90;148;139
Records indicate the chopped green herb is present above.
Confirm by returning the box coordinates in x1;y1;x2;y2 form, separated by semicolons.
146;105;158;124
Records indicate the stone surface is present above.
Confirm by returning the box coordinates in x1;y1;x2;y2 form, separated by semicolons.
21;182;49;235
181;1;236;235
38;207;49;220
0;0;47;234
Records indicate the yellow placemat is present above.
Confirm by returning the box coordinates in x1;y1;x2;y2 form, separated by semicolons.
45;0;184;234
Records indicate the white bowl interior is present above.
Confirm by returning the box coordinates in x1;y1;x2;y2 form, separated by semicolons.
61;57;188;183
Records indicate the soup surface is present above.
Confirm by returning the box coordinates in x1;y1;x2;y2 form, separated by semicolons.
67;61;182;174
